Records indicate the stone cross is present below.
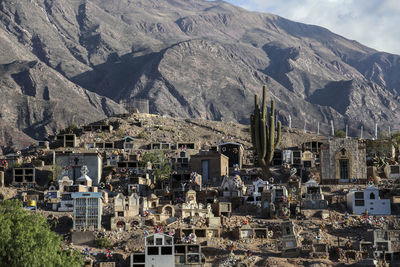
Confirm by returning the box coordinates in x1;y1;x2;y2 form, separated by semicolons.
181;183;186;192
81;165;89;176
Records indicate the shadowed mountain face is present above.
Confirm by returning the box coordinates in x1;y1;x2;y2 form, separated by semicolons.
1;0;400;152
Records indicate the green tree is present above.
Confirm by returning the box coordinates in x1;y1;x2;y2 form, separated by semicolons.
0;200;84;267
140;151;171;183
334;130;346;138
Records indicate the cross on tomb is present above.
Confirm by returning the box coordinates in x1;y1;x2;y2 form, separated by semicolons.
74;157;80;165
81;165;89;176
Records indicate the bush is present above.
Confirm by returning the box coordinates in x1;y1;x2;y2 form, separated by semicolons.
334;130;346;138
95;237;112;249
138;131;147;139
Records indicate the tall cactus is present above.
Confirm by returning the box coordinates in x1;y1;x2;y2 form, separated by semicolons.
250;85;281;178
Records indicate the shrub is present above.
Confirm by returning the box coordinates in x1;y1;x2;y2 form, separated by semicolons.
95;237;112;249
138;131;147;139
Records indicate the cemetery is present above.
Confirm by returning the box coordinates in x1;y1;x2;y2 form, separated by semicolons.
1;87;400;267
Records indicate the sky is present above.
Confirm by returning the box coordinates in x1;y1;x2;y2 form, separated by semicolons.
225;0;400;55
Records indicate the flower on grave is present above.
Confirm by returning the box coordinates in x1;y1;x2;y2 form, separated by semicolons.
1;160;8;168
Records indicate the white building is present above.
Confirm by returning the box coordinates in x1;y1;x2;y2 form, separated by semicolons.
144;233;174;267
131;233;206;267
246;178;268;205
346;186;391;215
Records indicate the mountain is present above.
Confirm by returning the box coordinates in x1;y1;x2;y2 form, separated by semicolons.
1;0;400;153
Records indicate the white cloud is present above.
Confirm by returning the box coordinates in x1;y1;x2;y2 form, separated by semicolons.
225;0;400;55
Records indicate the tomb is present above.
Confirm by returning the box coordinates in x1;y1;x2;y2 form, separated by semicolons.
301;179;328;209
220;174;246;198
130;234;174;267
13;167;35;185
106;153;119;166
311;243;329;259
387;165;400;179
56;152;102;185
176;228;220;239
83;124;113;133
346;185;391;215
173;150;190;170
111;193;140;231
261;185;289;219
235;224;271;240
281;220;300;257
302;141;324;154
117;161;139;169
181;190;214;219
302;151;315;169
190;151;229;185
174;244;205;267
287;174;302;204
123;136;135;151
60;134;78;148
72;191;102;231
87;142;114;150
245;178;268;205
217;142;244;169
177;143;196;150
131;234;206;267
212;202;232;217
128;174;152;196
37;141;50;150
150;142;172;150
272;149;283;166
58;167;99;212
292;150;302;167
320;139;367;184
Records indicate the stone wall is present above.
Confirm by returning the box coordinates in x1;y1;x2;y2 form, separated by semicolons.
320;138;367;183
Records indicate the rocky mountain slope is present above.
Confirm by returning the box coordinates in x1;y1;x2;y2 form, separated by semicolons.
1;0;400;153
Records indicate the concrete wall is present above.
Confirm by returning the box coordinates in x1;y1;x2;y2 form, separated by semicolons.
347;187;391;215
56;153;102;185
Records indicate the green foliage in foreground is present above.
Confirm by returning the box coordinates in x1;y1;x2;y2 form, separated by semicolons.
0;200;84;267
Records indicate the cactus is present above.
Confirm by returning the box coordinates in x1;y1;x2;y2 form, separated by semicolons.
250;85;281;178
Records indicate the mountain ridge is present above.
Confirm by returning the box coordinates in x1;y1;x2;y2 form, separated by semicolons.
0;0;400;153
